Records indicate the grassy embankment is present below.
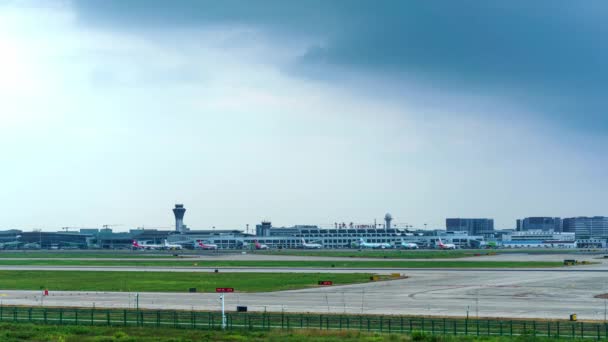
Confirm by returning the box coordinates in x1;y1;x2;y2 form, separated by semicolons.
0;322;570;342
0;271;382;292
0;259;564;268
0;252;185;259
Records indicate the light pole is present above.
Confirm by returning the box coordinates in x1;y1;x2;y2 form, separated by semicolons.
219;294;226;329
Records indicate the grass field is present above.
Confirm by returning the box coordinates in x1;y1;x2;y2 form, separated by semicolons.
0;259;564;268
0;271;379;292
0;251;186;259
0;321;584;341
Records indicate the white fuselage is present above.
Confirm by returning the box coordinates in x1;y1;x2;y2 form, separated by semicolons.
400;242;419;249
359;239;391;249
302;239;322;249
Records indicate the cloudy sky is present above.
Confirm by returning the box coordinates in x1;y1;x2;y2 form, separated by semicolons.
1;0;606;231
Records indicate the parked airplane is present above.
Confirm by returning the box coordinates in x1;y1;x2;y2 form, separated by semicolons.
301;238;322;249
254;240;269;250
399;239;419;249
197;240;218;250
437;238;456;250
358;238;392;249
132;240;164;250
163;240;183;250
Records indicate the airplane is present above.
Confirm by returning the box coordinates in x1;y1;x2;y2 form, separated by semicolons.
301;238;322;249
132;240;164;250
437;238;456;250
22;242;41;249
196;240;218;250
0;241;22;249
358;238;392;249
163;240;183;250
254;240;269;250
399;239;419;249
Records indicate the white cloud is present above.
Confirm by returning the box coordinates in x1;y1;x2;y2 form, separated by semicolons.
0;1;605;231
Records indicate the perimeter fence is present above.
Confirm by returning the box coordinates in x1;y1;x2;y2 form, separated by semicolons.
0;305;605;339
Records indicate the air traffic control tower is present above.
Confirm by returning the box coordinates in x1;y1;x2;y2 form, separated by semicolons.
173;204;186;232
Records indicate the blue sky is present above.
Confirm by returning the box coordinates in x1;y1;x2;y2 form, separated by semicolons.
0;1;606;231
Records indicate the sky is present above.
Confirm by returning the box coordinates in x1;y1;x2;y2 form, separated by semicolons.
1;0;607;231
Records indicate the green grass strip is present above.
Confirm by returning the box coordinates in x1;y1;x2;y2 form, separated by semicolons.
0;271;377;292
0;259;564;268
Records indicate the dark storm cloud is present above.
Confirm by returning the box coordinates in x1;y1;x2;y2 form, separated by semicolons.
73;0;608;131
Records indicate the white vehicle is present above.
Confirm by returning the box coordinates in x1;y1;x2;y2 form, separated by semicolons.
358;238;392;249
301;238;322;249
197;240;218;250
164;240;183;250
437;238;456;250
399;239;419;249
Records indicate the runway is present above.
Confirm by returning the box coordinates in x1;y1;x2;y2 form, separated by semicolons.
2;266;608;320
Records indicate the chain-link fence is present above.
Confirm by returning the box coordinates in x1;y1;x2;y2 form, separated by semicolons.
0;305;605;339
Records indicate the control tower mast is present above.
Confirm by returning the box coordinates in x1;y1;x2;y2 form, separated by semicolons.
173;204;186;233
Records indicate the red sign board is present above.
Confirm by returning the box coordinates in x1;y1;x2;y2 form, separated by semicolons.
216;288;234;293
318;281;333;286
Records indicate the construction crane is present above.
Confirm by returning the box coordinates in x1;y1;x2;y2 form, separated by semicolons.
102;224;123;229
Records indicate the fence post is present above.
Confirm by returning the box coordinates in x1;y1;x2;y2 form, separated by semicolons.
388;318;391;333
28;308;32;323
547;321;550;338
453;320;457;336
90;307;94;326
597;324;600;340
572;323;575;339
157;311;161;328
443;318;446;335
75;309;79;325
499;321;503;336
476;320;480;336
533;321;536;337
557;321;560;339
431;320;435;335
367;317;371;332
0;303;3;321
581;322;584;338
43;309;47;324
380;316;383;332
106;310;110;326
487;320;490;336
319;314;323;330
465;319;468;335
123;310;127;326
59;308;63;325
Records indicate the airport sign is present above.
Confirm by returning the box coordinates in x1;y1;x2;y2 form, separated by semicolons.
215;288;234;293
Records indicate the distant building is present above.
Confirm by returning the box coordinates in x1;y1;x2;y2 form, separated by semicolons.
563;217;608;239
446;218;494;237
516;217;562;232
501;230;576;248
